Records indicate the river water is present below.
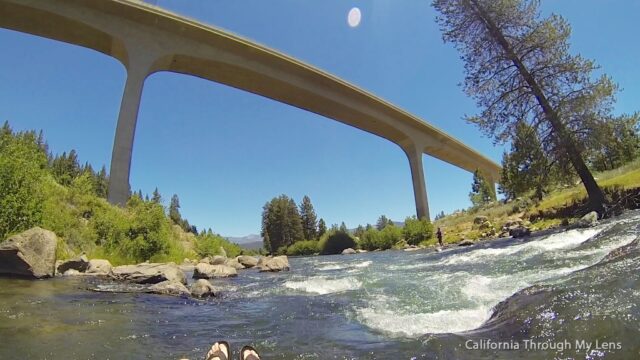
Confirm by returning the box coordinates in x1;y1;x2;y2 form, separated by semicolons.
1;211;639;359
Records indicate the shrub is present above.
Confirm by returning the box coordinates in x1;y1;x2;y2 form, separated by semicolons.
379;225;402;249
319;230;356;255
195;232;242;259
286;240;319;256
402;216;434;245
358;228;380;251
0;128;47;239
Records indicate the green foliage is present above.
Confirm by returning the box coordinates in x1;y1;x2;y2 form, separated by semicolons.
0;122;206;265
195;231;241;259
0;123;47;239
499;122;552;201
318;230;356;255
433;0;611;210
286;240;319;256
358;224;402;251
470;170;495;207
261;194;304;253
403;216;434;245
376;215;393;231
317;218;327;238
587;113;640;172
299;195;318;240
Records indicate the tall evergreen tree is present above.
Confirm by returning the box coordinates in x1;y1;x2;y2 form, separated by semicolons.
169;194;182;224
95;165;109;198
317;218;327;238
339;222;348;233
470;170;496;207
151;187;162;204
376;215;392;231
260;195;304;253
499;122;551;200
433;0;613;212
299;195;318;240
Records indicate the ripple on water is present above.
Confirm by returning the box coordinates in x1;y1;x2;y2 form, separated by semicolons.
284;276;362;295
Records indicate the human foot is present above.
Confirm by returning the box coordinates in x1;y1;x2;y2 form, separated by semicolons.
205;341;230;360
239;345;260;360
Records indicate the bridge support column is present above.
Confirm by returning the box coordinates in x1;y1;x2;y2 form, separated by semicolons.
403;143;430;220
107;57;153;206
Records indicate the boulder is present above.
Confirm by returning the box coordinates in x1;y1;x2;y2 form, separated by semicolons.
112;263;186;284
237;255;258;268
479;221;493;231
575;211;599;228
0;227;57;279
62;269;82;276
258;255;290;272
199;257;211;264
225;258;245;270
56;255;89;274
509;226;531;238
149;280;190;297
404;246;421;252
190;279;217;298
193;263;238;279
503;218;523;229
86;259;112;275
473;216;488;225
458;239;475;247
356;249;368;254
341;248;357;255
210;256;227;265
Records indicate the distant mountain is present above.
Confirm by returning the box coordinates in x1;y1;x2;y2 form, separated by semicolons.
226;234;262;244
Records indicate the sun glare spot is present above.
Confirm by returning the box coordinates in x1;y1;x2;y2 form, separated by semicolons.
348;7;361;28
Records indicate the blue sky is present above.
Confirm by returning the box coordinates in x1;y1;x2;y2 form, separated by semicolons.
1;1;638;236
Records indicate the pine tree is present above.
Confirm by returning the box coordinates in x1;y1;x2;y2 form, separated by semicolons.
339;222;348;233
317;218;327;238
299;195;318;240
260;195;304;253
433;0;611;212
499;122;551;200
376;215;391;231
470;170;496;207
151;187;162;204
95;165;109;198
169;194;182;224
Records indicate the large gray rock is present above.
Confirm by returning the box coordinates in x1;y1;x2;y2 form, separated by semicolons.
237;255;258;268
458;239;475;247
86;259;112;275
193;263;238;279
341;248;357;255
509;226;531;238
258;255;290;272
210;255;227;265
473;216;488;225
149;281;190;297
0;227;57;279
225;258;245;270
575;211;599;228
190;279;217;298
56;255;89;275
112;263;186;284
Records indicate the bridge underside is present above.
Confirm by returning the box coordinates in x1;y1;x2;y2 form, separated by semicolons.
0;0;502;220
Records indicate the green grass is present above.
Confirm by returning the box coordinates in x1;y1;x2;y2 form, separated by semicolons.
435;159;640;242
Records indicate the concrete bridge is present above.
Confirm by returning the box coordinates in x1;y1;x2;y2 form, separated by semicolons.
1;0;501;220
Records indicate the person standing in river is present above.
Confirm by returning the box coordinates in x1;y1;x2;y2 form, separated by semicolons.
436;227;443;247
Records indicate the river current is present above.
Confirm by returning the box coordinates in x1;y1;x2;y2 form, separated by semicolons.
1;211;639;359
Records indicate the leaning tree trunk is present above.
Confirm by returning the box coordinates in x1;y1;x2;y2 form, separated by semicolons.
467;0;606;213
